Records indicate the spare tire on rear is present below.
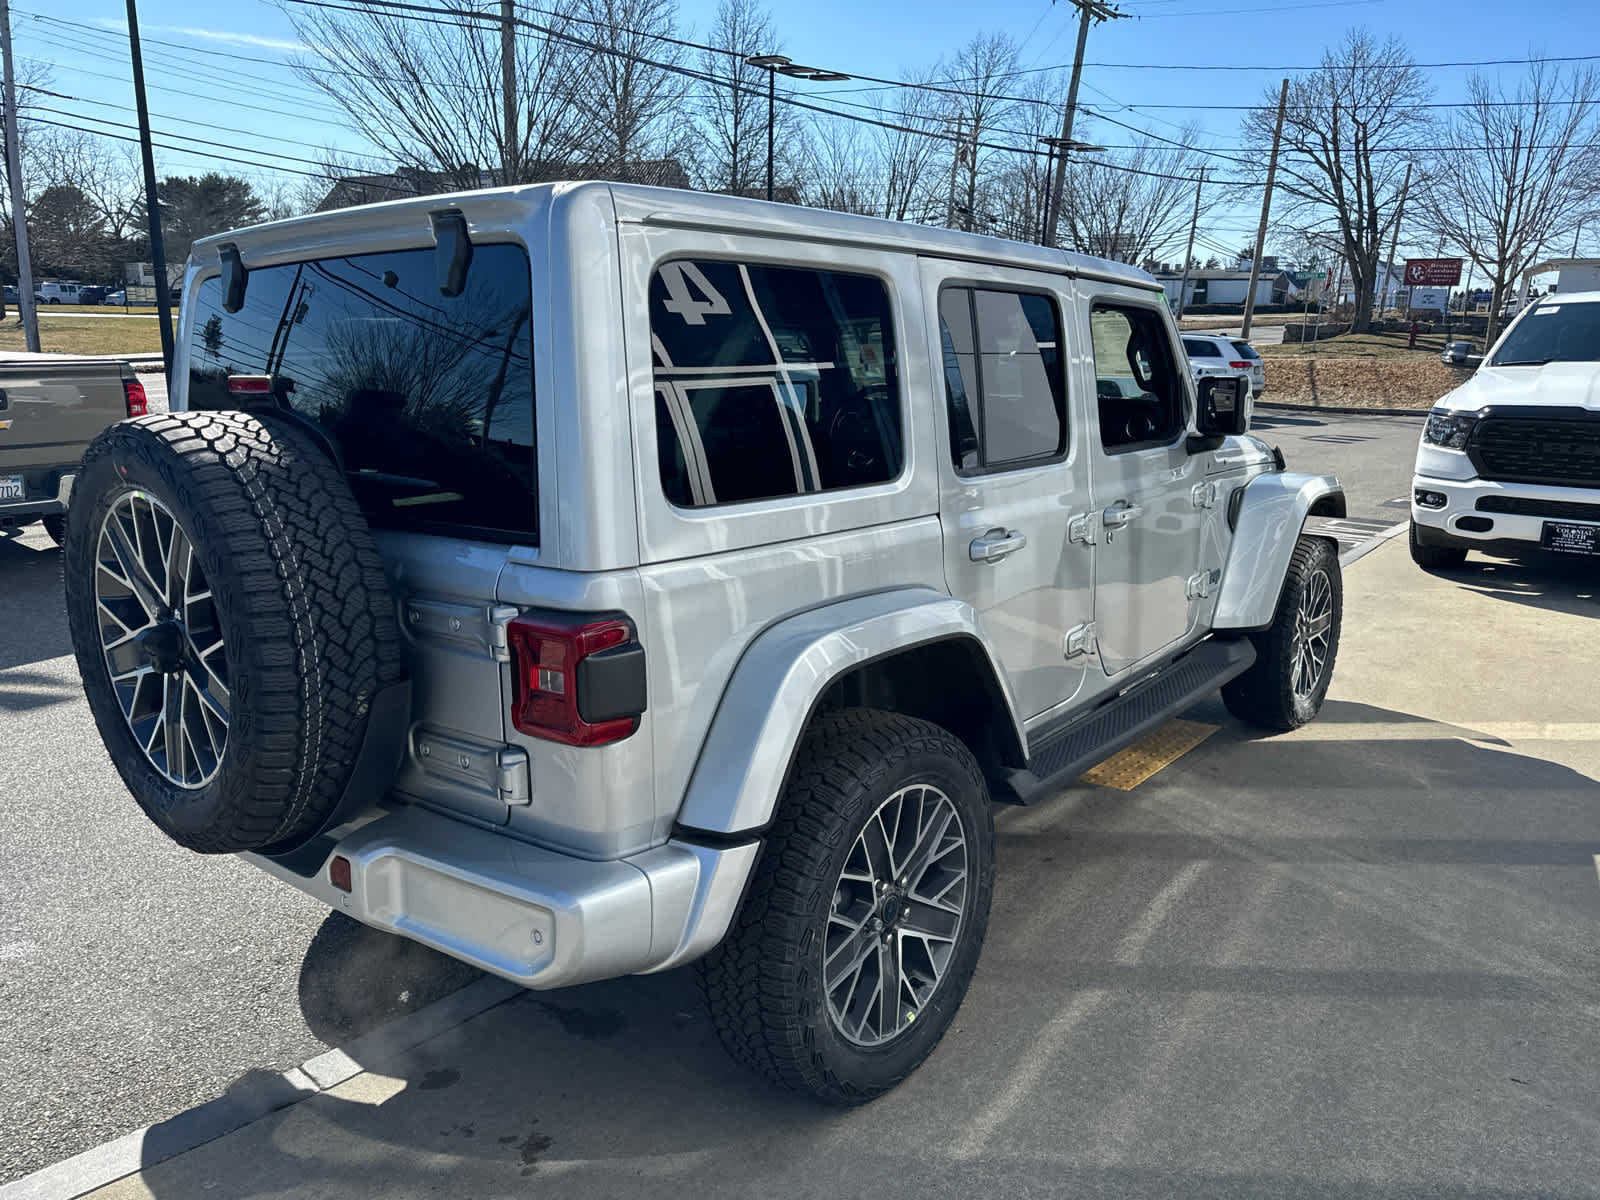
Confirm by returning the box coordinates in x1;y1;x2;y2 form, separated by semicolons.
63;411;404;854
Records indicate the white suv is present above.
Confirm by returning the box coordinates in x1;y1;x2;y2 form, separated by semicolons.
1410;292;1600;567
1182;334;1257;398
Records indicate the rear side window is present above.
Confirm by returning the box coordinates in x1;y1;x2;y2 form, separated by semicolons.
1092;305;1187;451
187;242;536;542
1230;340;1261;361
939;286;1067;472
1182;338;1221;358
650;260;901;508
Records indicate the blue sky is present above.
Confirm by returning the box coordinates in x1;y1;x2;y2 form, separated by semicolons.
16;0;1599;262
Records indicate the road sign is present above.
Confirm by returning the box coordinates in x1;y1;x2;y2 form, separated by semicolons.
1404;258;1463;287
1308;271;1327;279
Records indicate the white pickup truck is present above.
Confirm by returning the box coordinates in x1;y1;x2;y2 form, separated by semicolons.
1411;291;1600;566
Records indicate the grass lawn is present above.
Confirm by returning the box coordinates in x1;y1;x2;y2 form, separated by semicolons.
1259;328;1482;360
0;317;163;356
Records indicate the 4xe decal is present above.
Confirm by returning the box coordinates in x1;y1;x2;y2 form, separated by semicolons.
657;261;732;326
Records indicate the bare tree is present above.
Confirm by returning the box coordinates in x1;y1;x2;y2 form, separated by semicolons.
282;0;591;190
805;116;874;214
569;0;695;179
1413;62;1600;342
1057;125;1223;265
1244;30;1429;332
983;70;1068;242
36;132;143;240
697;0;797;194
871;68;946;222
941;33;1020;232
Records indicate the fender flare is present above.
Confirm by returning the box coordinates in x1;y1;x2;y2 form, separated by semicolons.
1212;472;1345;632
674;588;1025;837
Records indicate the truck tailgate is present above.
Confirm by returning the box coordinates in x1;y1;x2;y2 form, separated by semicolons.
0;358;131;479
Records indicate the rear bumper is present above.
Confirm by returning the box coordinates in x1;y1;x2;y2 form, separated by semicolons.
0;469;73;518
247;805;760;990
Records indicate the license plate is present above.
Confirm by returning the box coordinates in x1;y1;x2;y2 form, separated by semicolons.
0;475;22;501
1541;520;1600;555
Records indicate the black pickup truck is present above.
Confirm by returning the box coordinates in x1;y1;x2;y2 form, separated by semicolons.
0;358;146;544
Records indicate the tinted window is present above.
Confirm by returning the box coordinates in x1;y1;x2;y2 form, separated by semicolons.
1230;340;1261;361
939;287;1067;472
187;243;536;542
1092;306;1187;450
651;260;901;507
1491;301;1600;365
1182;338;1221;358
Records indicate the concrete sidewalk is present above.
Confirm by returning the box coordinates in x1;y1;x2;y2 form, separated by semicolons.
12;539;1598;1200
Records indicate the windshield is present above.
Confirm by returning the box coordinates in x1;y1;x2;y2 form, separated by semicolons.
1490;301;1600;366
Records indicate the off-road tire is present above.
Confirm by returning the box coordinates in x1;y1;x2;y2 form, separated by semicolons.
1222;535;1341;732
698;708;995;1105
63;411;403;853
1409;520;1468;570
39;513;66;547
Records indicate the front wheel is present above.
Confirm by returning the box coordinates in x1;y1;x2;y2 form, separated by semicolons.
1222;535;1342;731
698;709;995;1105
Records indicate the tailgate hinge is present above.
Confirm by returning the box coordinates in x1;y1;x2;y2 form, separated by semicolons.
1063;621;1097;659
1186;568;1220;600
497;747;531;806
488;604;521;662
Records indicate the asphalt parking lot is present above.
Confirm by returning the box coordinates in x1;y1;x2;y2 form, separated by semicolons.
5;408;1598;1198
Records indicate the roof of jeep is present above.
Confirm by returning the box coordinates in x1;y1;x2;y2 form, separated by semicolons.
188;180;1161;293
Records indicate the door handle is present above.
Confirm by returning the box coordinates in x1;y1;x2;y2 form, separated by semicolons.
969;528;1027;564
1102;503;1144;529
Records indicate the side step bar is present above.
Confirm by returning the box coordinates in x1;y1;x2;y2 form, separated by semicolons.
1005;637;1256;805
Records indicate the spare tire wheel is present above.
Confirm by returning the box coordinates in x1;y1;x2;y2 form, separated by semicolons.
63;411;404;854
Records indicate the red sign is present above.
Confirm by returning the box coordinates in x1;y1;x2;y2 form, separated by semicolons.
1404;258;1463;287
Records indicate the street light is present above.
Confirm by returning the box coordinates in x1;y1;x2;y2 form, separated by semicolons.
744;54;849;203
1036;135;1104;246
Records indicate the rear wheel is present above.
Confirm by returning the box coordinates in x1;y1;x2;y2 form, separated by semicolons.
699;709;995;1104
1222;535;1341;731
1409;520;1468;570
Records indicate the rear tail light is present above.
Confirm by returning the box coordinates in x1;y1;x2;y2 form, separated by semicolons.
1229;361;1251;370
507;614;647;746
227;374;275;397
123;377;148;417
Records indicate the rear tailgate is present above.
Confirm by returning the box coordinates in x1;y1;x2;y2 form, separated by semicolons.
0;358;132;507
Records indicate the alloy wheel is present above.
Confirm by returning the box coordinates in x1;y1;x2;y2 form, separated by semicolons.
1291;567;1334;702
93;491;230;788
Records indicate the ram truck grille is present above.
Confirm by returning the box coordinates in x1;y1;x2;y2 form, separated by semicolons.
1469;415;1600;488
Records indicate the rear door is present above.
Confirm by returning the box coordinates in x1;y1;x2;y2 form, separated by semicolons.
1085;296;1209;677
182;240;539;830
921;258;1099;721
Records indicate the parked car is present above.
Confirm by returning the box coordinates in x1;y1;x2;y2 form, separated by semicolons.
35;281;86;305
1229;337;1267;399
1182;334;1257;413
0;358;147;546
102;290;127;306
61;184;1346;1104
77;285;108;306
2;284;18;305
1411;291;1600;568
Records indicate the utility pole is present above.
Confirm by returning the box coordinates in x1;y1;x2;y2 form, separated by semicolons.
1;0;36;351
500;0;518;183
1571;218;1584;259
1041;0;1126;248
1240;77;1288;339
946;117;965;229
126;0;173;379
1378;160;1411;324
1175;169;1204;320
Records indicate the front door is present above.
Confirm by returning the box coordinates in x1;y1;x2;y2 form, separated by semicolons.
1083;296;1208;677
922;260;1098;721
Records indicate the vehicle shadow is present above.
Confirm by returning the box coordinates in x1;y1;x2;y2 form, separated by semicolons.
127;700;1600;1199
1444;552;1599;617
0;527;72;673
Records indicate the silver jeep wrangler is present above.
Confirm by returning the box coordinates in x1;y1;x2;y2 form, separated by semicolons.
64;183;1345;1103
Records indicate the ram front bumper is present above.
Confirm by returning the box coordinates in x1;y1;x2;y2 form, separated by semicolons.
1411;472;1600;549
248;805;759;990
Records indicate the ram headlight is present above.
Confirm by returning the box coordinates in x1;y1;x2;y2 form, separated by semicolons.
1423;410;1477;450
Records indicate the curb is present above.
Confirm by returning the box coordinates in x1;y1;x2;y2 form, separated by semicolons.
0;976;520;1200
1255;400;1431;420
1338;521;1409;568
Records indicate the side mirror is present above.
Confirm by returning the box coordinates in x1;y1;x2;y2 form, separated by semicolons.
1196;376;1250;437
